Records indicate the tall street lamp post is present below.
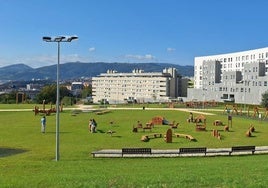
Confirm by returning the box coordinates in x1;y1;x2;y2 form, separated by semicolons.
42;35;78;161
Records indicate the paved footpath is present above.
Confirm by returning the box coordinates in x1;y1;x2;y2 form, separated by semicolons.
92;146;268;158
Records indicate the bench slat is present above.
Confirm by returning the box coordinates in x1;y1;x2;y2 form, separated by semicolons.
179;147;207;155
229;146;255;155
122;148;152;156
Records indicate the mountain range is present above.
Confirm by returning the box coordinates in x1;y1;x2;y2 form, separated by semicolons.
0;62;194;81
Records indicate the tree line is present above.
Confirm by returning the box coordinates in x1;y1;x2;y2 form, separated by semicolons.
0;84;92;105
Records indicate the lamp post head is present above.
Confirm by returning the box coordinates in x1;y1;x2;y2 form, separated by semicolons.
43;36;52;42
54;36;66;42
43;35;78;42
67;36;78;42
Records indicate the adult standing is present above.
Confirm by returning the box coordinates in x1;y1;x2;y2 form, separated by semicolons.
88;119;93;132
41;116;46;133
91;119;97;133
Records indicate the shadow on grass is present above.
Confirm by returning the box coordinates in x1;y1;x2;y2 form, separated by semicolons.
103;134;122;138
43;131;71;134
207;129;235;133
110;135;122;138
97;130;106;133
0;147;28;158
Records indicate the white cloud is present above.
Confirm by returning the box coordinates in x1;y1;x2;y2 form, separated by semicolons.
89;47;96;52
167;47;176;52
125;54;155;60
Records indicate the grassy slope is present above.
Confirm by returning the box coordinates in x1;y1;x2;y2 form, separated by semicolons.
0;106;268;187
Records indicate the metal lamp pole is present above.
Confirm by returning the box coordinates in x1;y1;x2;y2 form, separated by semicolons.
42;35;78;161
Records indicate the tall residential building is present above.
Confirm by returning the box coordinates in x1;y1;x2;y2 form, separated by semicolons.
188;47;268;104
92;68;185;104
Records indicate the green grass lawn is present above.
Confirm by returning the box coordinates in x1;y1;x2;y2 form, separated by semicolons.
0;105;268;187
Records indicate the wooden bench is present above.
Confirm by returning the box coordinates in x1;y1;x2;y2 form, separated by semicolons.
122;148;152;157
170;123;179;129
213;120;223;126
196;125;206;131
229;146;255;155
143;126;152;132
141;133;162;142
174;133;195;141
179;147;207;155
147;133;162;138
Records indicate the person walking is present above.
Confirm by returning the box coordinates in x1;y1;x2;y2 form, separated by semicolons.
41;116;46;133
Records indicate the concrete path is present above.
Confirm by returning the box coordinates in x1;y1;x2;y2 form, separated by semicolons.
91;146;268;158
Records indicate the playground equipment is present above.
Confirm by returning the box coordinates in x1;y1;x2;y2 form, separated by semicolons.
246;125;255;137
213;120;223;126
223;104;242;115
33;100;62;115
185;100;218;108
16;92;25;104
211;129;221;140
224;125;229;131
195;114;206;131
168;102;174;108
165;129;173;143
223;104;268;120
247;106;268;120
252;106;259;118
151;116;164;125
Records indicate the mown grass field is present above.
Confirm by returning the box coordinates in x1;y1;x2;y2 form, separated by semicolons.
0;104;268;187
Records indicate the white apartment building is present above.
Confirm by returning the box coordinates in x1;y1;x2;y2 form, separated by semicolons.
194;47;268;89
188;47;268;105
92;68;184;104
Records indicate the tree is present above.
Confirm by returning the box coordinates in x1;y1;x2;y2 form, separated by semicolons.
261;91;268;108
0;91;17;104
35;84;72;104
61;96;73;106
81;85;92;98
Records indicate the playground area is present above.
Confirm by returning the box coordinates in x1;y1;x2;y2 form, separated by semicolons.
1;104;268;187
94;110;268;157
86;107;268;157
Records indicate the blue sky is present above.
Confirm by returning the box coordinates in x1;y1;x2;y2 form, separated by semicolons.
1;0;268;68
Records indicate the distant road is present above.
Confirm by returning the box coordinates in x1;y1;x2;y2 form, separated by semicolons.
0;109;33;112
0;106;217;115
